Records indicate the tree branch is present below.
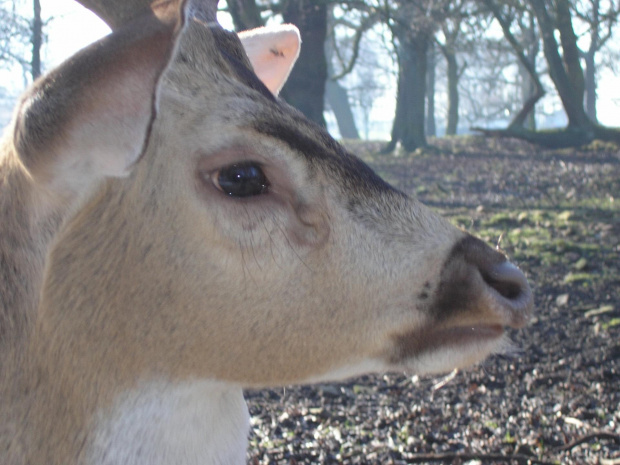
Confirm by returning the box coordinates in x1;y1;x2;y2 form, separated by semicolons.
481;0;545;129
328;11;379;81
552;431;620;452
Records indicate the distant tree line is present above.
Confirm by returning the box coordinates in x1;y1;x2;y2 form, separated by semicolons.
225;0;620;150
1;0;619;149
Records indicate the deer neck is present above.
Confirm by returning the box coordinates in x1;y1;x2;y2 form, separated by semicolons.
87;380;250;465
9;363;249;465
0;142;66;349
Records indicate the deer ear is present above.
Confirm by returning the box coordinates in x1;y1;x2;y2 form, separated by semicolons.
13;5;184;194
238;25;301;96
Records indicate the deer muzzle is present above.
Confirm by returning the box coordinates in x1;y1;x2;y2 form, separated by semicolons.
431;234;533;327
389;234;533;369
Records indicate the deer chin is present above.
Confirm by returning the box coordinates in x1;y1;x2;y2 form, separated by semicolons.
389;324;508;375
304;325;507;384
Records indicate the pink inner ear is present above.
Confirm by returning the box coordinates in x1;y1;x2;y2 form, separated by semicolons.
239;25;301;96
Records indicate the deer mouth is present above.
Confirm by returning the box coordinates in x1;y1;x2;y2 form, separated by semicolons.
389;323;505;365
432;324;505;346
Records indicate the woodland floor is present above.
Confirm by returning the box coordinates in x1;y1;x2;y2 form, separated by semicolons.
245;136;620;465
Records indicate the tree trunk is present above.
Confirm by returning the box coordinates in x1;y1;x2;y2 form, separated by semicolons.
519;14;538;130
529;0;592;129
426;42;436;137
324;11;359;141
385;33;428;153
583;0;601;123
227;0;264;30
583;49;597;123
325;80;359;139
280;1;328;127
518;62;537;130
445;50;458;136
31;0;42;80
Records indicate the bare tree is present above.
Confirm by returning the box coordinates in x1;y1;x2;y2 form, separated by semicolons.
436;0;481;136
0;0;31;74
379;1;451;152
226;0;263;30
573;0;620;123
479;0;620;147
515;8;539;130
325;5;366;139
31;0;42;79
481;0;545;130
278;0;329;126
425;40;436;136
225;0;329;127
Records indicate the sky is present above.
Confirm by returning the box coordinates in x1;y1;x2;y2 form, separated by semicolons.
42;0;236;67
1;0;619;131
42;0;111;67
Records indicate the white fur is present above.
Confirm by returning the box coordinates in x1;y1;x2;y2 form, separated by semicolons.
89;381;250;465
307;358;386;383
405;337;507;375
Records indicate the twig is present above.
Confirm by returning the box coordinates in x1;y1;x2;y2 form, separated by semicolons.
552;431;620;452
601;458;620;465
431;369;457;391
340;448;556;464
400;452;556;464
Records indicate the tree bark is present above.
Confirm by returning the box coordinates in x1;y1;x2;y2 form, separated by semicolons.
324;6;359;140
583;49;597;123
582;0;599;122
280;1;328;127
31;0;42;80
438;12;463;137
519;14;538;130
325;80;359;139
426;42;436;137
384;32;428;153
518;60;537;130
227;0;264;30
529;0;592;129
445;50;458;135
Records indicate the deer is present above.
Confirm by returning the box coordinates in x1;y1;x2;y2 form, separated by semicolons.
0;0;533;463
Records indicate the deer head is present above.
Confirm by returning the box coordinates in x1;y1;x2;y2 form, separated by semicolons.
0;0;533;464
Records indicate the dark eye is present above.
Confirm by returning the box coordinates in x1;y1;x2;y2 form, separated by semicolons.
214;162;270;198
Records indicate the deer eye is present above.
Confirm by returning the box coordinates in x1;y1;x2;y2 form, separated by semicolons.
214;162;270;198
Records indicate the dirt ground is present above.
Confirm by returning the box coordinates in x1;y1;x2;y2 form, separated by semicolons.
245;137;620;465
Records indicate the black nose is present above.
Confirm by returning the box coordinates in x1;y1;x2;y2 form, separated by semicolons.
432;235;534;328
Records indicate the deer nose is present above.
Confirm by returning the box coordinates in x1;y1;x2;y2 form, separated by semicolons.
478;260;533;328
433;235;533;329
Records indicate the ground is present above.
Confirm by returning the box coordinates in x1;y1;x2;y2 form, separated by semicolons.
245;137;620;465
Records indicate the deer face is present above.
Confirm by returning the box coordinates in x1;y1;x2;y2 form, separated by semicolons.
0;2;534;462
38;17;532;389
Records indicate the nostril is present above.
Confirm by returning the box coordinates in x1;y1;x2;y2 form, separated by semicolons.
439;235;534;328
481;267;523;300
453;236;530;303
481;261;530;302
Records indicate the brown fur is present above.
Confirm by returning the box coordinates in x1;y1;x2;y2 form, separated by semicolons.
0;2;532;464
